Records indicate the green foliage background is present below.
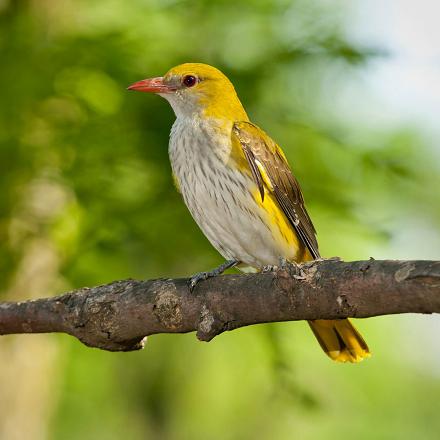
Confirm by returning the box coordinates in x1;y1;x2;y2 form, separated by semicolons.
1;1;440;439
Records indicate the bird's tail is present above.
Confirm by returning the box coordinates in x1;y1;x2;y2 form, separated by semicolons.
308;319;370;363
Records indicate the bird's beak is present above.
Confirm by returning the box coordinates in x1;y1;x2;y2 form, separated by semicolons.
127;77;175;94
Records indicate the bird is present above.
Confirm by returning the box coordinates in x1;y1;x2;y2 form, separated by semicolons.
128;63;370;363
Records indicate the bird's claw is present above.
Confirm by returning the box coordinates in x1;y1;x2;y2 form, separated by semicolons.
262;264;280;273
278;257;289;268
188;259;238;292
262;258;290;273
188;271;210;292
287;260;307;280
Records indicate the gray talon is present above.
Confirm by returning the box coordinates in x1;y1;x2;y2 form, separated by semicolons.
189;272;209;291
278;257;288;268
188;259;238;292
263;258;290;273
262;264;278;273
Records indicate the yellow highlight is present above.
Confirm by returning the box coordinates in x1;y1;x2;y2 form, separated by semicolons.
164;63;249;121
255;160;274;191
309;319;371;363
254;188;305;262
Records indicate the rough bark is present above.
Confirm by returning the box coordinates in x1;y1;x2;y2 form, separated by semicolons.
0;259;439;351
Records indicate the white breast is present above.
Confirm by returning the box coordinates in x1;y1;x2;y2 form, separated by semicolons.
168;116;296;268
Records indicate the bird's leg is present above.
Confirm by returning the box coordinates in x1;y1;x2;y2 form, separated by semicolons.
290;261;307;280
279;257;288;269
262;257;306;280
294;257;342;279
189;259;239;292
262;257;289;273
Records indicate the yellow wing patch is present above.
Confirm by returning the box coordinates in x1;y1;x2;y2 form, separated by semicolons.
254;159;274;192
253;188;307;262
232;120;320;260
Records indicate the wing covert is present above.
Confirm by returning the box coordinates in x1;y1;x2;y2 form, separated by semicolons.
232;121;320;259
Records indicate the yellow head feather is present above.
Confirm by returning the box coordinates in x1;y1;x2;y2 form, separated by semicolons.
163;63;249;121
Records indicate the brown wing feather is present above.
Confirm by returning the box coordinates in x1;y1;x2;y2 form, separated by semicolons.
232;121;320;259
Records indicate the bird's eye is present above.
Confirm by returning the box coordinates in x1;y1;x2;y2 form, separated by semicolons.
183;75;197;88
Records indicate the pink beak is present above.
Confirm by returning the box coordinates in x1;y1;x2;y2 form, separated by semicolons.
127;77;175;94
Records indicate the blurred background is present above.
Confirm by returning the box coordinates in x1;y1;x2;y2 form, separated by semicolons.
1;0;440;439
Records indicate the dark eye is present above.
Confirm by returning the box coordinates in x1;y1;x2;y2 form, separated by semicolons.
183;75;197;87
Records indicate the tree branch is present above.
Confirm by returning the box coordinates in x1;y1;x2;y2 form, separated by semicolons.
0;259;439;351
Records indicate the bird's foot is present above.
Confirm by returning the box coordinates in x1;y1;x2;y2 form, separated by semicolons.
262;258;306;279
262;257;288;272
287;260;307;280
188;259;239;292
262;265;277;273
296;257;342;279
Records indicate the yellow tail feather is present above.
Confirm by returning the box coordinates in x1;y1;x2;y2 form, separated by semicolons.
308;319;370;363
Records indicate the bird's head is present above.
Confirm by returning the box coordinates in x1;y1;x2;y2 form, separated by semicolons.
128;63;248;121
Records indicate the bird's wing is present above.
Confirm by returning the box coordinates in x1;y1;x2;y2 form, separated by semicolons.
232;121;320;259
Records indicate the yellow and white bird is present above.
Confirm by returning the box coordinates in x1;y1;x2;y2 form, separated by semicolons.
128;63;370;363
